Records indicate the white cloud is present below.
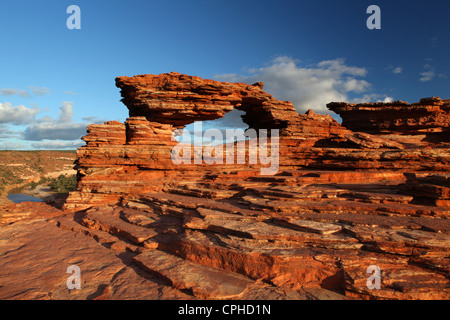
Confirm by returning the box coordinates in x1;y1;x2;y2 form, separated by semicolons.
182;109;248;143
32;101;75;124
0;86;50;98
0;102;40;125
58;101;74;123
420;70;435;82
0;100;86;149
0;88;31;98
23;122;87;141
351;94;394;104
343;78;371;93
81;116;116;124
81;116;98;122
37;115;55;123
0;124;20;139
215;56;386;114
0;141;25;150
384;65;403;74
420;64;436;82
31;140;85;149
28;86;50;96
22;101;88;142
317;59;367;77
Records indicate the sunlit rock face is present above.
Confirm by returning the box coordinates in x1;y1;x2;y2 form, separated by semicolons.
47;73;450;300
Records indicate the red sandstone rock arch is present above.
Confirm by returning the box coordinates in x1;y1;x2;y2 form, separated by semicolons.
69;72;450;211
115;72;298;132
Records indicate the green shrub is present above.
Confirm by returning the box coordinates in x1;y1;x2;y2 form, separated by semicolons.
49;174;77;193
27;176;48;190
38;176;48;184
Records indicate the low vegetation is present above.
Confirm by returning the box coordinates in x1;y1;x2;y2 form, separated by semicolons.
49;174;77;193
29;176;49;190
0;167;24;193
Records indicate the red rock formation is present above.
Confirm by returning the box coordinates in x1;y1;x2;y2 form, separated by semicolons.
327;97;450;134
327;97;450;147
1;73;449;300
116;72;299;131
67;73;352;209
67;73;450;209
402;173;450;207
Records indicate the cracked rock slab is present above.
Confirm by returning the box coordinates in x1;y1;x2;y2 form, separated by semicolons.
133;249;255;299
81;207;158;244
0;219;187;300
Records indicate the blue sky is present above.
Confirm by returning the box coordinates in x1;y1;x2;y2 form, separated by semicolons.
0;0;449;149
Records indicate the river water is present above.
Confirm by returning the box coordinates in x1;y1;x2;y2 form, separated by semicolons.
7;193;43;203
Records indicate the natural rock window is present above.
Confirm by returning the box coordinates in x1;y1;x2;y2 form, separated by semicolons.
176;109;249;146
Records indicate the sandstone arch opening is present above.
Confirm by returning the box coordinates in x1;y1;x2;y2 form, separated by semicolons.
115;72;297;133
175;109;249;146
170;107;279;175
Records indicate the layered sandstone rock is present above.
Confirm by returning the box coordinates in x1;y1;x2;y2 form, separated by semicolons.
327;97;450;147
1;73;449;300
66;73;450;209
402;173;450;207
116;72;300;131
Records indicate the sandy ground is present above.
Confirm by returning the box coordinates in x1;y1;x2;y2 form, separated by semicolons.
22;184;60;201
